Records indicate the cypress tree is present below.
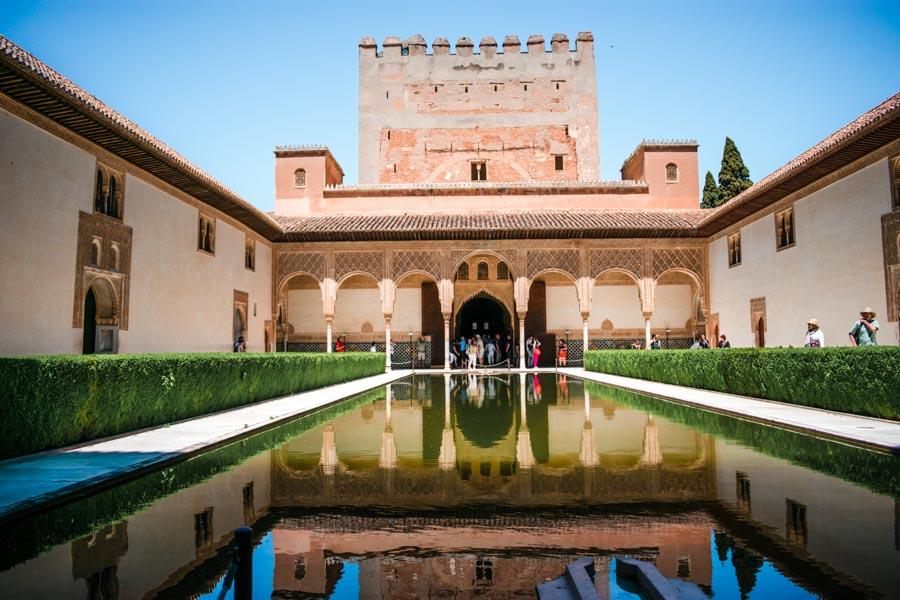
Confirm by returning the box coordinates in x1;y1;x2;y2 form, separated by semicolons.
701;171;719;209
717;137;753;204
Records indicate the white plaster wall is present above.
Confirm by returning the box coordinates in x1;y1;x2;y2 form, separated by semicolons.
709;160;897;347
330;287;422;335
547;284;691;332
287;288;326;332
0;108;92;355
121;176;272;353
653;285;693;330
545;285;582;330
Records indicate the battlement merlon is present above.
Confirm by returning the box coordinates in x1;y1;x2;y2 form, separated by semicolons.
358;31;594;59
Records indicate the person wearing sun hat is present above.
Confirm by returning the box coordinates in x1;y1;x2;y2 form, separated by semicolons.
804;318;824;347
849;307;879;346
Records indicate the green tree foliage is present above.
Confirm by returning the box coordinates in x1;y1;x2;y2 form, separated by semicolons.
717;137;753;203
701;170;719;208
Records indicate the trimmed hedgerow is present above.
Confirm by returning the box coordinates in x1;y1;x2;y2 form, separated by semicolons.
584;347;900;420
0;352;385;459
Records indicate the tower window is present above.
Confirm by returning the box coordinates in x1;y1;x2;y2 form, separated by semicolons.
554;155;564;171
457;262;469;281
786;498;808;546
293;168;306;188
477;261;489;280
194;507;214;549
892;156;900;209
471;162;487;181
666;163;678;182
94;165;124;219
387;130;391;140
497;262;509;280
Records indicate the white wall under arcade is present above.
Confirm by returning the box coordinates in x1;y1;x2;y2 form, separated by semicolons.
545;283;692;332
287;287;423;337
709;159;897;348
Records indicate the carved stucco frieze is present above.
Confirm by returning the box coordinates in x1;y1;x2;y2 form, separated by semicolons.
589;248;644;280
526;249;580;281
276;251;325;290
334;251;384;283
651;247;705;281
392;250;441;282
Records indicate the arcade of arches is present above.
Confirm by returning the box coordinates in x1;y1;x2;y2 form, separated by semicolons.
274;241;708;368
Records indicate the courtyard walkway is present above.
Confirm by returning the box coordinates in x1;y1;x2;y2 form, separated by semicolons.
1;367;897;525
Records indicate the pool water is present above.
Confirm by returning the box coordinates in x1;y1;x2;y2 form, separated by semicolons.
1;373;897;598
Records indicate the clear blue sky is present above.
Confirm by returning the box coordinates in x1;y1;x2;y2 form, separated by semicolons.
3;1;898;211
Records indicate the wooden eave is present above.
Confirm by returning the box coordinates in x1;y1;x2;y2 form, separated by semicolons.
0;57;284;240
697;111;900;237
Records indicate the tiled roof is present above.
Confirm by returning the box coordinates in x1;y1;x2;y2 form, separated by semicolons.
273;209;707;242
698;92;900;234
0;35;284;239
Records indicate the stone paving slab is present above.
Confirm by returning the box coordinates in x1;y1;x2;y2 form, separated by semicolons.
569;368;900;454
0;370;409;522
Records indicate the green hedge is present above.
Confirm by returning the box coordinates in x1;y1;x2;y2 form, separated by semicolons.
584;347;900;420
0;352;385;459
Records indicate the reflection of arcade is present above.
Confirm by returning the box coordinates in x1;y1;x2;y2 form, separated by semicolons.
271;374;715;509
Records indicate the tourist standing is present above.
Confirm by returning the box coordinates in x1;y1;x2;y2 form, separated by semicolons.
417;336;427;368
449;339;459;368
526;336;534;368
650;334;661;349
849;308;879;346
486;336;496;365
335;336;345;353
557;340;567;366
804;319;824;347
495;333;503;362
717;334;731;348
467;338;478;368
532;337;542;368
234;336;246;352
476;334;485;365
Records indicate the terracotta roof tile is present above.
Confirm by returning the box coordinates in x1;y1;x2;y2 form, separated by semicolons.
272;209;706;242
699;92;900;231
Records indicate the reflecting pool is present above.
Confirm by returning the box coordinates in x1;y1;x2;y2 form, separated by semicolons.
1;373;898;598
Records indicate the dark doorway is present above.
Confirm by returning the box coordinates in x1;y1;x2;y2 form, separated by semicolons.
756;318;765;348
455;296;511;343
83;288;97;354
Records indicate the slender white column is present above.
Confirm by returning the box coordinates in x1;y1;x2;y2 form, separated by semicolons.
519;317;526;369
443;316;450;370
326;318;333;353
644;315;652;349
384;317;392;372
385;383;392;421
582;318;589;358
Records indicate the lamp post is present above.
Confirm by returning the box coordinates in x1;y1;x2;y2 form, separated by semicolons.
408;331;413;369
665;328;671;350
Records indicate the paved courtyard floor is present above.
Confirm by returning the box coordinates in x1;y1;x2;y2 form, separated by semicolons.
1;367;897;524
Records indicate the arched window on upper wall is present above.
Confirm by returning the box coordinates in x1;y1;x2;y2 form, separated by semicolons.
107;176;118;219
477;262;489;280
497;262;510;280
892;156;900;209
95;170;106;213
294;168;307;188
666;163;678;182
90;238;101;266
457;262;469;281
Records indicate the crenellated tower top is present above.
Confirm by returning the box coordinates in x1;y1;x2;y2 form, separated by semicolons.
358;31;593;59
358;32;599;185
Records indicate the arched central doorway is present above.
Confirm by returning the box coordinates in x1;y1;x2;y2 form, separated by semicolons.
455;295;512;343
